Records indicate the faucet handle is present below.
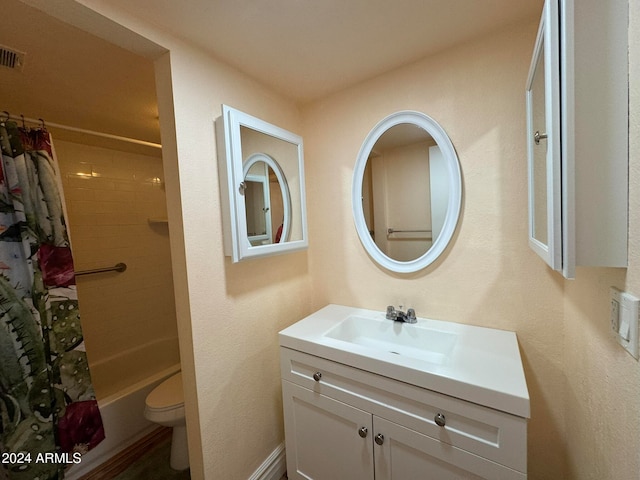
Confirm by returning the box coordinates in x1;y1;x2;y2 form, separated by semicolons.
386;305;397;320
406;308;417;323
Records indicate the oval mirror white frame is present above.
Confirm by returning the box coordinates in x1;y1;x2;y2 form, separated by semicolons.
352;111;462;273
216;104;308;262
243;153;292;244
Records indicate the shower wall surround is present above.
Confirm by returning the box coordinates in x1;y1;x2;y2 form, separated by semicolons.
55;140;180;400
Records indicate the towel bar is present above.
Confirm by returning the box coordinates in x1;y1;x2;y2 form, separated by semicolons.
76;262;127;276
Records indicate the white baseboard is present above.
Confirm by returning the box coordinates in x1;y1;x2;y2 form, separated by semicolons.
248;442;286;480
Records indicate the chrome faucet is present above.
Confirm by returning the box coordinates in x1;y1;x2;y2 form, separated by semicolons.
386;305;417;324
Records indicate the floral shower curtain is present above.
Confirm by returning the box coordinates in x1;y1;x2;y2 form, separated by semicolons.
0;121;104;480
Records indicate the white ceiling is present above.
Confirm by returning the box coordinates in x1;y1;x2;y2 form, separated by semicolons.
0;0;543;147
105;0;543;102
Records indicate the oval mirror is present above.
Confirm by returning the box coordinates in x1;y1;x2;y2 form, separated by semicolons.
352;111;462;273
243;153;292;246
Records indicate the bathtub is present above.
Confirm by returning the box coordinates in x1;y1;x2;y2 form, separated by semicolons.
89;337;181;401
65;362;181;479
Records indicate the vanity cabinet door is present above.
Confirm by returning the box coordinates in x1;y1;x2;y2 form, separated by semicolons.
373;417;526;480
282;380;374;480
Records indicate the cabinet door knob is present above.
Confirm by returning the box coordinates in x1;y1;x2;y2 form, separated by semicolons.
312;372;322;382
358;427;368;438
375;433;384;445
534;131;548;145
435;413;446;427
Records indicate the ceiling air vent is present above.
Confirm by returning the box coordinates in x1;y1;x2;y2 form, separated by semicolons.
0;45;26;71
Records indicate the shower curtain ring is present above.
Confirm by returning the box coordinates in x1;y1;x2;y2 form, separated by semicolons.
39;118;46;130
20;115;25;128
1;111;9;123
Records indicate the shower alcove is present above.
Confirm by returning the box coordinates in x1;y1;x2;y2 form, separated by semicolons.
0;0;181;475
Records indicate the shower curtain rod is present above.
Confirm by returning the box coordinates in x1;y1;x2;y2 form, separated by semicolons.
2;112;162;149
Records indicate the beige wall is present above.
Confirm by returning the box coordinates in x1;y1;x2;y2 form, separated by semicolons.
30;2;640;479
301;21;567;478
157;46;313;479
56;140;179;400
561;1;640;478
32;5;315;477
303;8;640;480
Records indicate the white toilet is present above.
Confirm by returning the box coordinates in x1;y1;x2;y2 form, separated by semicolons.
144;372;189;470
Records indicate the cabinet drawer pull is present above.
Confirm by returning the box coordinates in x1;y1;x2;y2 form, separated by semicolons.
358;427;368;438
312;372;322;382
435;413;446;427
375;433;384;445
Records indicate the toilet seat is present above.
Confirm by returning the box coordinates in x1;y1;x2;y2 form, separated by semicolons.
146;372;184;410
144;372;186;424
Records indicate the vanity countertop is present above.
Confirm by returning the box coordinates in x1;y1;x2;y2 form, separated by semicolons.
279;304;530;418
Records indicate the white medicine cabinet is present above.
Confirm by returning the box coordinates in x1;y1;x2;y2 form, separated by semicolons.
216;105;308;262
526;0;628;278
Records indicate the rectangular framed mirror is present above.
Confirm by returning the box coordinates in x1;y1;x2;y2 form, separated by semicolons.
216;105;308;262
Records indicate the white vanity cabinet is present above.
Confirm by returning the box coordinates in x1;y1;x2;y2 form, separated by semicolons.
526;0;628;278
281;348;528;480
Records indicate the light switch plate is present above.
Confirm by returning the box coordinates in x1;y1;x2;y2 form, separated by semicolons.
611;287;639;359
610;287;621;333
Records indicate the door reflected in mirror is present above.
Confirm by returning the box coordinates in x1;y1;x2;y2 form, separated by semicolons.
244;178;267;238
243;158;289;246
363;124;449;262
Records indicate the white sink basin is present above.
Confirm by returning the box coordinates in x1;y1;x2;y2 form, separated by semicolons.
279;304;530;418
323;315;457;365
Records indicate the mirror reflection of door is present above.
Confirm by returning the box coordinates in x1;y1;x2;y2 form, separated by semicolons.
362;123;448;262
428;145;449;242
267;167;285;243
244;173;270;243
244;162;285;246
